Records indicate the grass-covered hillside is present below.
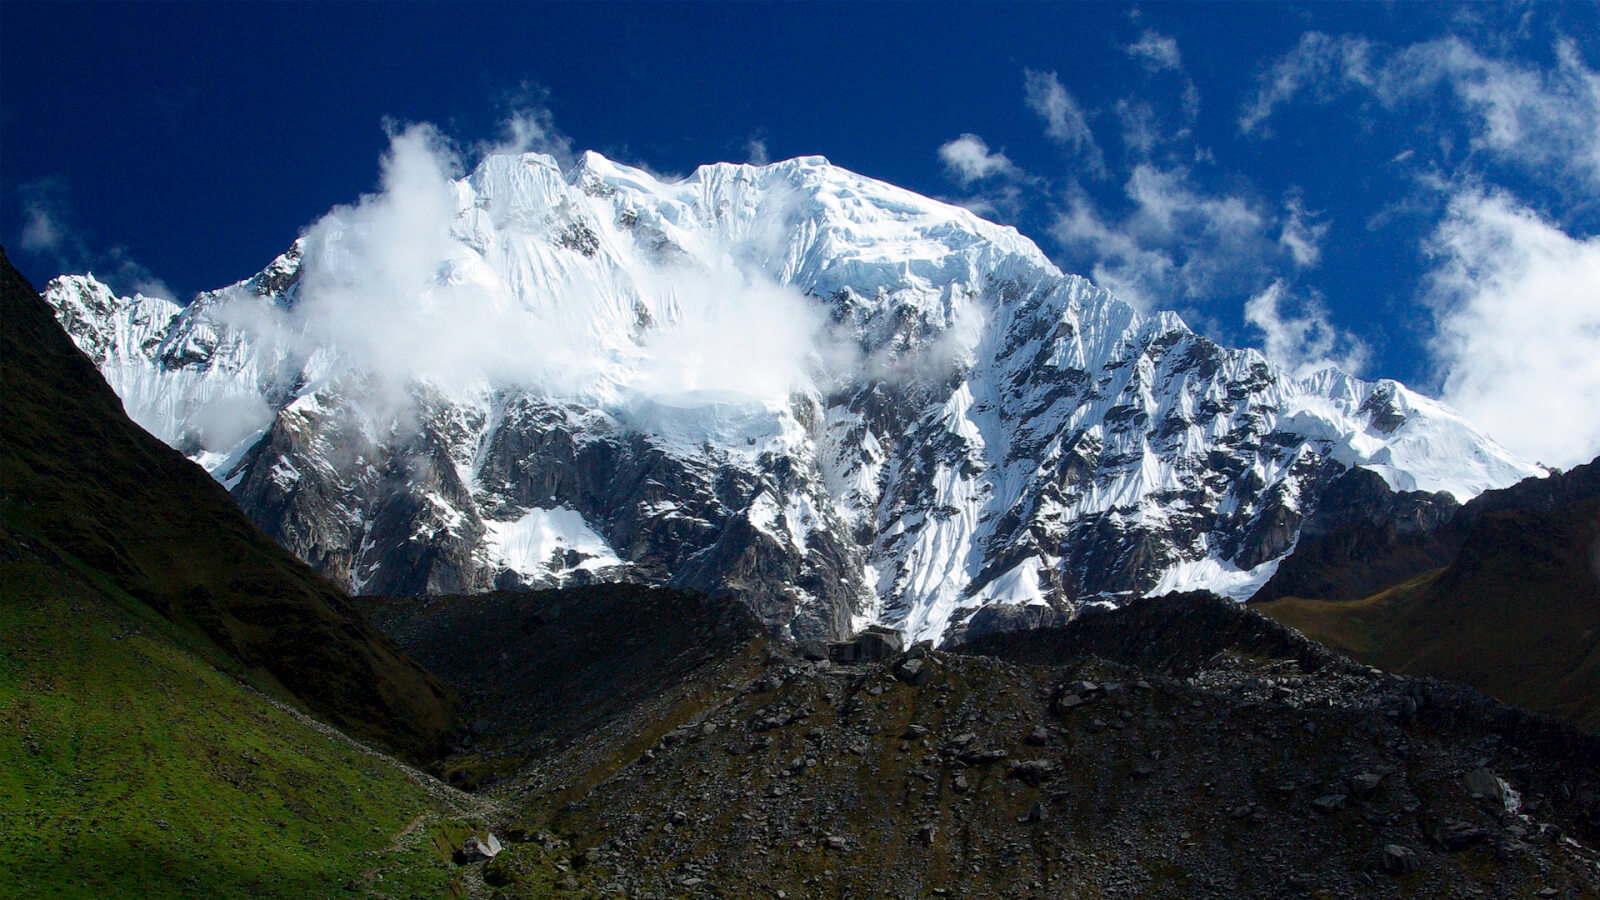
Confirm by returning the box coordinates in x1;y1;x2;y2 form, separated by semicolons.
0;526;488;899
0;247;454;762
0;246;498;896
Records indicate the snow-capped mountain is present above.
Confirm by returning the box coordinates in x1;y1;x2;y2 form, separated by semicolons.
42;149;1542;643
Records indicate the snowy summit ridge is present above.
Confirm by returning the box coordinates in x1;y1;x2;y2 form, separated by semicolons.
43;146;1541;643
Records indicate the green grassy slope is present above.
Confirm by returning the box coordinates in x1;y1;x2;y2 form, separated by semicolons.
1257;496;1600;733
0;247;454;762
0;526;478;899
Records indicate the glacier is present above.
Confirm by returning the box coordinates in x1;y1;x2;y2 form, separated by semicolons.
42;147;1543;644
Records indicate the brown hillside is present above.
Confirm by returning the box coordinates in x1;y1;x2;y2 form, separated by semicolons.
1257;490;1600;733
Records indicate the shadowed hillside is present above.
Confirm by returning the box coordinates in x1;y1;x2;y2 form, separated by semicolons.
362;587;1600;899
1;524;488;898
1252;462;1600;733
1;247;455;762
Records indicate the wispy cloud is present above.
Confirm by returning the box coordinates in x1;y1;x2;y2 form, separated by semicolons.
1024;69;1105;174
1278;192;1327;268
745;135;771;166
15;177;175;300
1238;26;1600;464
1050;164;1319;313
945;182;1028;224
18;177;84;262
1126;30;1183;74
1113;99;1162;158
1237;32;1375;135
1244;280;1367;379
938;133;1020;186
472;83;575;166
1426;189;1600;467
1239;32;1600;190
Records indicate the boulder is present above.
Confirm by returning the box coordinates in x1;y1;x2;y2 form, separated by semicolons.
959;747;1009;766
455;833;503;863
1431;818;1489;851
1009;758;1057;785
1312;794;1348;813
1464;767;1506;806
896;658;932;686
1381;843;1420;875
1349;772;1385;796
1017;801;1048;824
827;626;903;663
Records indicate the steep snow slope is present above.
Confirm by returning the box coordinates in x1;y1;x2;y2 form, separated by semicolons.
42;150;1542;643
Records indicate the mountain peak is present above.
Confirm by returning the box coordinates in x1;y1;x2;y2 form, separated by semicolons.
40;150;1544;643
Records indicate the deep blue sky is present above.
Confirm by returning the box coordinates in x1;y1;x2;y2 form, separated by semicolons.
5;2;1598;464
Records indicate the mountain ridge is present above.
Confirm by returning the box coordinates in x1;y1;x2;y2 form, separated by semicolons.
40;149;1543;643
1251;456;1600;732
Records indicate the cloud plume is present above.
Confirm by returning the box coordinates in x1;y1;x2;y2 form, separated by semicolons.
217;122;830;434
1427;190;1600;467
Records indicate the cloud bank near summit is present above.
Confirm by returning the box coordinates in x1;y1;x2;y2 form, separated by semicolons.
218;124;831;430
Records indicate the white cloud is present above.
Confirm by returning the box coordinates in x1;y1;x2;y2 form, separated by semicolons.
1242;32;1600;463
1024;69;1104;173
288;124;484;395
16;177;174;300
20;196;66;258
1402;37;1600;189
947;182;1026;223
1244;280;1367;379
1126;31;1182;73
103;247;176;302
1240;32;1600;189
1124;164;1264;237
1180;79;1202;123
214;121;831;432
1237;32;1376;135
1278;193;1327;268
1112;88;1200;161
1114;99;1160;157
746;136;771;166
18;178;83;263
1053;203;1174;311
1051;165;1327;313
937;133;1020;186
1427;189;1600;467
473;86;575;166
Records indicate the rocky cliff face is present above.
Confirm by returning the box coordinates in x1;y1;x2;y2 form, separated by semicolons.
41;150;1542;642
